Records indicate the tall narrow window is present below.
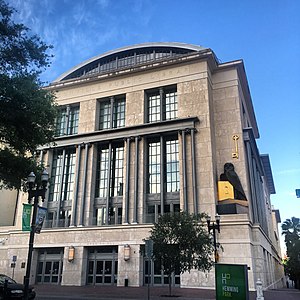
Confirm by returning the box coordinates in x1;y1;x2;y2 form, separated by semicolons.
95;144;124;198
96;148;109;198
148;94;161;123
147;86;177;123
99;102;111;130
99;96;125;130
55;105;79;136
55;111;66;137
67;106;79;135
49;151;63;202
166;139;179;192
148;141;161;194
95;143;124;226
165;90;177;121
111;146;124;197
62;151;76;201
49;149;76;202
146;136;179;223
113;99;125;128
147;136;179;194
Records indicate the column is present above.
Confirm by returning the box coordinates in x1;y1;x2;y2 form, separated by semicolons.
79;143;90;226
70;144;82;227
56;148;66;226
181;130;188;212
104;143;112;225
160;135;164;214
191;128;198;214
132;136;140;224
124;137;131;224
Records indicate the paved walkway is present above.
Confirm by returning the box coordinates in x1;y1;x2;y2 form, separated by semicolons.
34;285;300;300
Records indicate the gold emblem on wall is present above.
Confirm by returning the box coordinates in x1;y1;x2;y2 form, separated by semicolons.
232;134;239;159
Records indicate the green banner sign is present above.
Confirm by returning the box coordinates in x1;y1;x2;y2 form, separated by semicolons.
215;263;249;300
22;203;32;232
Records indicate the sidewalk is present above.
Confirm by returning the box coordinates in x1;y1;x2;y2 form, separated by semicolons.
34;285;300;300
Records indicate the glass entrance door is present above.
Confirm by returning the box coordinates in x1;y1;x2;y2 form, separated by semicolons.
36;249;64;284
43;261;62;283
87;246;118;285
144;258;180;286
88;259;117;285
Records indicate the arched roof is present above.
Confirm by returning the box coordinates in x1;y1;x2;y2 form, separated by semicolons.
54;42;207;82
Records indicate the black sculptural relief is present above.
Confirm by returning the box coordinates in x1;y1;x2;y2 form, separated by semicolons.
220;162;247;200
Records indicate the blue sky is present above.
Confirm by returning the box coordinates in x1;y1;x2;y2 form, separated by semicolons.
10;0;300;229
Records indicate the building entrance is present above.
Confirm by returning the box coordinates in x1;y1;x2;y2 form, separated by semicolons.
36;248;64;284
144;258;180;286
87;246;118;285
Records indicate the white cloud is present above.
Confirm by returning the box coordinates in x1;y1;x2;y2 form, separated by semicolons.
96;0;110;9
275;168;300;175
9;0;156;82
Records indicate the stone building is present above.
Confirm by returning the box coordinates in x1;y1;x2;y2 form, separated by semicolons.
0;42;284;290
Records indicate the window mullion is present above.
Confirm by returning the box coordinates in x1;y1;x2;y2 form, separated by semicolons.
110;96;114;129
124;138;131;224
56;149;66;226
159;88;164;121
110;146;116;197
160;135;164;215
105;143;112;225
181;130;188;212
65;105;70;135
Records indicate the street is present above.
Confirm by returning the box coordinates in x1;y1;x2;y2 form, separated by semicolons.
34;285;300;300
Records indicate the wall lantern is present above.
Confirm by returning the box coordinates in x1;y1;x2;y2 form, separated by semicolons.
124;244;130;261
68;246;75;262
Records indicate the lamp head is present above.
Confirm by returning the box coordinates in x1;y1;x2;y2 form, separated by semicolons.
206;215;211;227
41;169;49;188
27;172;36;190
27;172;36;183
68;246;75;262
124;244;131;261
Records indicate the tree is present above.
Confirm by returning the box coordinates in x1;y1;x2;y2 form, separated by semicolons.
282;217;300;289
0;0;57;189
148;212;214;296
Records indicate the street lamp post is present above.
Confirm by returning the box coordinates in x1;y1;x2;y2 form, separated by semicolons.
24;170;49;300
206;214;221;263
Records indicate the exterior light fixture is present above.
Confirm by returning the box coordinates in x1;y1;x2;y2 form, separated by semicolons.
206;214;221;263
27;172;36;185
124;244;130;261
41;170;49;188
24;170;49;300
68;246;75;262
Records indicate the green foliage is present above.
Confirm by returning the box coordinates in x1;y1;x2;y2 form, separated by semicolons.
0;0;57;189
149;212;214;276
282;217;300;289
0;0;52;76
0;148;43;190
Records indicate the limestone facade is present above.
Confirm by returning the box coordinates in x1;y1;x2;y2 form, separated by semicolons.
0;43;284;290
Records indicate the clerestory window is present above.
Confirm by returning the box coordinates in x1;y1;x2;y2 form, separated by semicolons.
146;86;177;123
99;96;125;130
